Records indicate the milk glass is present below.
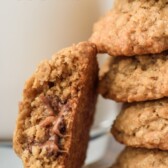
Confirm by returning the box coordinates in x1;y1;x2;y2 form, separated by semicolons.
0;0;117;160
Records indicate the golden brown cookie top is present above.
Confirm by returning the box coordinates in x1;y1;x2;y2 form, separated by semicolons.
90;0;168;56
27;41;97;95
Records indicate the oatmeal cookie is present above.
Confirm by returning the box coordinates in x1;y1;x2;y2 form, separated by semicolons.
111;147;168;168
99;52;168;102
13;42;98;168
112;98;168;150
90;0;168;56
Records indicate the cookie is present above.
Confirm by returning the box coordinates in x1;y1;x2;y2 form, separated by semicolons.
90;0;168;56
112;98;168;150
99;52;168;102
13;42;98;168
111;147;168;168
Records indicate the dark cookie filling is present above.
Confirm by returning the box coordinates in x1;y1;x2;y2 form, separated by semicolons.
28;95;69;157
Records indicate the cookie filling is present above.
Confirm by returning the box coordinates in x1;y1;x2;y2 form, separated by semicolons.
25;94;70;158
40;95;69;155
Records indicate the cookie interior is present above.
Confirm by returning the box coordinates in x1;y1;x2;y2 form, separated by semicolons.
13;42;98;168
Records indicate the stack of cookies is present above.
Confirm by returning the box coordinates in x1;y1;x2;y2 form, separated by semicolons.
90;0;168;167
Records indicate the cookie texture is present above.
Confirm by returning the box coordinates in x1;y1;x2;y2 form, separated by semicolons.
111;147;168;168
112;98;168;150
99;52;168;102
13;42;98;168
90;0;168;56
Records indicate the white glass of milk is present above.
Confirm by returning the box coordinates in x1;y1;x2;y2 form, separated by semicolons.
0;0;119;165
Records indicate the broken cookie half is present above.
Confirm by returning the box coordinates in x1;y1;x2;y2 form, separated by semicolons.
13;42;98;168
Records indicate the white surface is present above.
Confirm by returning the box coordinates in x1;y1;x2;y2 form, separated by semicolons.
0;146;22;168
86;134;110;164
0;0;114;139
